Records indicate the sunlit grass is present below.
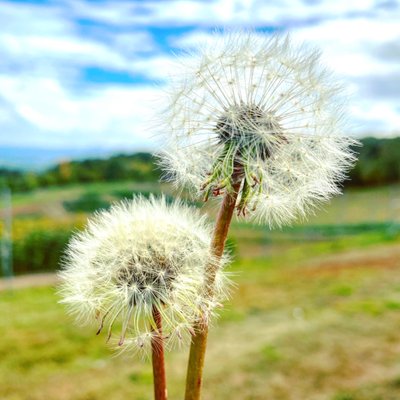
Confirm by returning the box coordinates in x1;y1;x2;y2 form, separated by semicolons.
3;183;400;398
2;229;400;399
11;181;400;224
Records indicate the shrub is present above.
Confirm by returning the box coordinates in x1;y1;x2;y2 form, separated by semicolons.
63;192;110;213
11;229;72;275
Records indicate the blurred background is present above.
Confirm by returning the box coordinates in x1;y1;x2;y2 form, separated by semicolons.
1;1;400;399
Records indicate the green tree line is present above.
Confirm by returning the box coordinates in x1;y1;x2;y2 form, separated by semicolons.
0;152;159;192
1;138;399;192
349;137;400;186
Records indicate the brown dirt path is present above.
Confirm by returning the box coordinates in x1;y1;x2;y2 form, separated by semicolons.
1;242;399;292
0;272;58;291
303;242;400;274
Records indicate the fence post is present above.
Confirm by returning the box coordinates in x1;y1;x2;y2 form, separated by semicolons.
1;186;13;280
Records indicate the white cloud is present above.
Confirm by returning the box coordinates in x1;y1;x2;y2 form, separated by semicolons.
170;14;400;134
65;0;383;27
0;0;156;74
293;17;400;76
1;34;127;69
129;55;177;80
0;0;163;149
0;73;160;148
350;101;400;135
0;0;399;153
0;1;71;35
291;16;400;133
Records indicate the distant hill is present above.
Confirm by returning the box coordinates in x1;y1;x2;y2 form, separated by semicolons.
0;152;159;191
0;146;134;171
0;137;399;192
350;136;400;186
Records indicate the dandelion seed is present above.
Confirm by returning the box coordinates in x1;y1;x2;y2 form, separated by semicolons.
158;32;359;227
58;196;230;355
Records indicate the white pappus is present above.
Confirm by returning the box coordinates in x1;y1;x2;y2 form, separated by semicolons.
158;31;359;227
58;196;231;355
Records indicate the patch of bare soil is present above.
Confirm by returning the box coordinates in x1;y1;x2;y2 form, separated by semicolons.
0;273;58;291
303;243;400;275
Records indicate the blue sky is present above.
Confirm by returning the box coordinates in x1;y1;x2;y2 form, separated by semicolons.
0;0;399;153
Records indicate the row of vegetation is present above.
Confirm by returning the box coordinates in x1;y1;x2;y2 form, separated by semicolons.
1;137;400;192
3;217;399;277
0;152;159;192
1;217;84;277
350;137;400;186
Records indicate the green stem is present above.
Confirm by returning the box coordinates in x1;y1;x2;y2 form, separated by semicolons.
184;177;242;400
151;306;168;400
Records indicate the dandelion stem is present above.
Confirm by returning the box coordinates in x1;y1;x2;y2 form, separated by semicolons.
184;175;242;400
151;306;168;400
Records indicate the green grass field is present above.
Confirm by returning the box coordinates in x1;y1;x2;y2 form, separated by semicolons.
1;226;400;399
11;180;400;224
2;182;400;399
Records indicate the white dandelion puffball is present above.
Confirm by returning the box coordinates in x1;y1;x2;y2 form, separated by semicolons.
159;32;358;227
59;196;230;354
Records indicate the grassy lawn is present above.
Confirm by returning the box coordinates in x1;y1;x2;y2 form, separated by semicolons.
305;184;400;225
10;181;400;224
2;183;400;398
12;181;164;206
11;181;167;218
2;229;400;400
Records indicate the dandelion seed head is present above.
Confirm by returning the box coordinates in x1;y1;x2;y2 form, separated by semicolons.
59;196;230;355
158;31;358;227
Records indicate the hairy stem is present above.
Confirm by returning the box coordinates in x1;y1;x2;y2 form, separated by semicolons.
184;177;242;400
151;306;168;400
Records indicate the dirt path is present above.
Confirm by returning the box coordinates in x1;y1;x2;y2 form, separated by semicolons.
0;272;58;291
303;242;400;273
1;242;399;292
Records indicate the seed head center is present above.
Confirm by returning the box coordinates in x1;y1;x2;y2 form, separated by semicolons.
116;256;177;304
215;104;284;159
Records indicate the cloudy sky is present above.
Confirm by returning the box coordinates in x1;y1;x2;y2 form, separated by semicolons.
0;0;399;153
